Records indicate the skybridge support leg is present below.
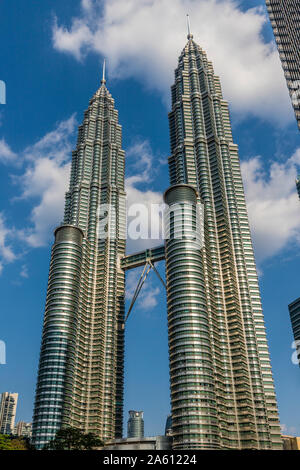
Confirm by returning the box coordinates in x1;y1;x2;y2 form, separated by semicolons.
124;260;166;323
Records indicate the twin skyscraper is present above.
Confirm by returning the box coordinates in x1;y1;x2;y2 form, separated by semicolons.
32;28;282;450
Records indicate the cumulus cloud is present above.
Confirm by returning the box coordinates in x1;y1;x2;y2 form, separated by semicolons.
125;140;164;253
1;116;76;251
52;0;292;124
241;148;300;262
20;158;71;247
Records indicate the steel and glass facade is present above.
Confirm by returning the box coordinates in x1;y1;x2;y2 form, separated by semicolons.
288;297;300;366
32;79;126;449
165;33;282;450
33;29;282;451
266;0;300;130
127;410;144;439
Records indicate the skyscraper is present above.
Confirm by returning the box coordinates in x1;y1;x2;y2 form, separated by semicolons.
32;23;282;451
164;24;282;449
0;392;18;434
127;410;144;439
287;179;300;366
288;297;300;366
266;0;300;130
32;69;126;449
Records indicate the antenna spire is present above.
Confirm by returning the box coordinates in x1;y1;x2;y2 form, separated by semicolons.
101;59;106;85
187;14;193;40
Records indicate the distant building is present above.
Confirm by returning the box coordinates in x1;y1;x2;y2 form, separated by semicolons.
282;435;300;450
0;392;18;434
14;421;32;438
165;415;172;436
105;436;172;451
127;410;144;439
266;0;300;130
288;297;300;365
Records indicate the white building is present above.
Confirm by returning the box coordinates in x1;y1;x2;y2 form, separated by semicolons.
14;421;32;438
0;392;18;434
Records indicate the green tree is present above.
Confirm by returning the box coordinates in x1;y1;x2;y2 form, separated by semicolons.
43;427;103;450
0;434;32;451
0;434;13;450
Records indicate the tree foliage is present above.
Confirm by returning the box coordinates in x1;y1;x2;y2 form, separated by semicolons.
43;427;103;450
0;434;32;451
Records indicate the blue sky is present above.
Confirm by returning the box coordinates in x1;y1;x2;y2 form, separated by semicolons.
0;0;300;438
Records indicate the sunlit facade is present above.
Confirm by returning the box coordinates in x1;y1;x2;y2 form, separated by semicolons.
165;31;282;450
32;26;283;451
32;76;126;449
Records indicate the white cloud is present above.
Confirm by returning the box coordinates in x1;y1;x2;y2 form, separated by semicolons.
142;286;161;309
52;0;292;124
0;213;17;273
53;17;93;61
0;117;76;272
125;140;164;253
20;264;29;278
0;138;17;164
22;116;76;165
19;158;71;247
0;116;76;257
241;148;300;262
14;116;76;247
126;268;161;312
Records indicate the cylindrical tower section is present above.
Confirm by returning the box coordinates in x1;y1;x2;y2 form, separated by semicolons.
127;410;144;439
164;184;219;450
32;225;84;449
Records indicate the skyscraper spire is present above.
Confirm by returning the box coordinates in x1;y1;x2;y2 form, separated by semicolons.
101;58;106;85
186;14;193;40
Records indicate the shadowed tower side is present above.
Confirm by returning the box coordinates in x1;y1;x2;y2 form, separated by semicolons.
32;65;126;448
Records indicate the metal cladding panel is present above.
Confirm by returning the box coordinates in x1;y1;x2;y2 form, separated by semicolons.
164;184;197;205
55;225;84;245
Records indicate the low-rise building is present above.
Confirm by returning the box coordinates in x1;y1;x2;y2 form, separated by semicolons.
104;436;172;450
282;435;300;450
